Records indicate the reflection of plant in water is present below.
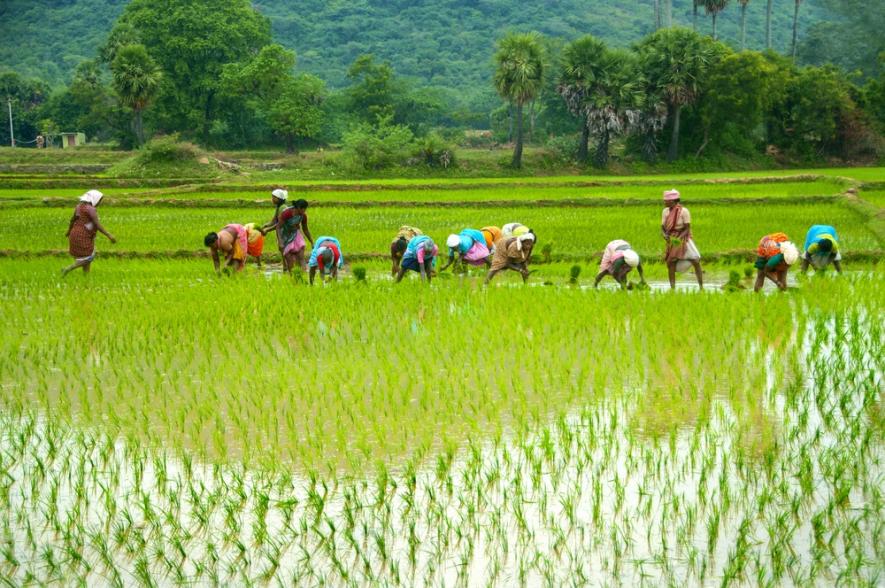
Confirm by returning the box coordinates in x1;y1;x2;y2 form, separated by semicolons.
0;258;880;587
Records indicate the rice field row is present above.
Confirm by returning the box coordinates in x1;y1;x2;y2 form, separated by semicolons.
0;179;847;204
0;259;881;586
1;201;879;259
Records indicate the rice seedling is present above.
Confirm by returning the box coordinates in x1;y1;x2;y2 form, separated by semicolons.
0;170;882;585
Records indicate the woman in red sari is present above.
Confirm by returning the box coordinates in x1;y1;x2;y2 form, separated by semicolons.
62;190;116;276
661;189;703;290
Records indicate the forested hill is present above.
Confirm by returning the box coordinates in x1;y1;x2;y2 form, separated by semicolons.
0;0;839;93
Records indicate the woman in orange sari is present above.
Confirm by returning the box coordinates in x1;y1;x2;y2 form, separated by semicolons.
661;189;703;290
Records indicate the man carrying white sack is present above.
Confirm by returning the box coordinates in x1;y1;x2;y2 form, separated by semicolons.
594;239;646;289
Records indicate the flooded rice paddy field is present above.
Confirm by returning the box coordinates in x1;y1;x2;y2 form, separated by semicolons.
0;259;881;586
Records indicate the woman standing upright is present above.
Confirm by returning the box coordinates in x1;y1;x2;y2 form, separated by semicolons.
63;189;116;276
661;189;703;290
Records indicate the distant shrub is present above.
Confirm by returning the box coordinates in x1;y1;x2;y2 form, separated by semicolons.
413;132;456;168
342;117;414;170
545;134;580;162
139;134;200;163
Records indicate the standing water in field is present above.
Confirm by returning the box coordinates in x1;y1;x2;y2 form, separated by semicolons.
0;260;881;586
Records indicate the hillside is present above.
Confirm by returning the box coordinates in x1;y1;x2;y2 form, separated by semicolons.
2;0;834;95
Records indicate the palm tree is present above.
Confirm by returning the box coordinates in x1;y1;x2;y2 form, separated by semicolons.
693;0;701;31
559;38;642;168
738;0;751;49
664;0;672;27
791;0;803;58
765;0;774;48
704;0;730;40
494;33;544;169
559;36;606;162
638;28;720;162
111;44;161;146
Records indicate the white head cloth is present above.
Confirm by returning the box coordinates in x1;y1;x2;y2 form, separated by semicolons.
623;249;640;268
516;232;535;251
781;241;799;266
446;234;460;248
272;189;288;201
79;189;103;206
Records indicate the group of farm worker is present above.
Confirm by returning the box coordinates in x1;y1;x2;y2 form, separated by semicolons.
389;222;536;284
63;189;845;291
202;189;342;284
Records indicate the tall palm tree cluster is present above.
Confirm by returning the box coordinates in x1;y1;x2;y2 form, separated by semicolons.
495;29;720;168
660;1;805;55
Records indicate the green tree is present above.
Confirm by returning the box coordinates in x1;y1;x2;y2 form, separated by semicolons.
111;44;161;146
771;65;861;157
695;50;780;155
798;1;884;78
494;32;544;168
268;75;326;153
703;0;730;41
559;37;642;167
105;0;271;143
638;28;724;162
0;72;49;146
346;55;397;123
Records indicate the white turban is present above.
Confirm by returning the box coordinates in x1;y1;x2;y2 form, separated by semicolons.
446;234;460;248
516;232;535;251
623;249;640;268
79;189;103;206
271;189;288;201
781;241;799;266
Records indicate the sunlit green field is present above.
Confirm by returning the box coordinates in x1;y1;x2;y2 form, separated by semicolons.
0;201;878;260
0;168;882;586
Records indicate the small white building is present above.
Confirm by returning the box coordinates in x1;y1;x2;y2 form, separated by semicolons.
59;132;86;148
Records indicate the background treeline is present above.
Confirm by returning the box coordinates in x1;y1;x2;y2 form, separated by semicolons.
1;0;883;169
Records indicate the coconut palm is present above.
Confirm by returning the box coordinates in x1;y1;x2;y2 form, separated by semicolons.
494;33;544;169
791;0;803;58
704;0;731;40
559;38;642;168
638;28;720;162
738;0;751;48
111;44;162;146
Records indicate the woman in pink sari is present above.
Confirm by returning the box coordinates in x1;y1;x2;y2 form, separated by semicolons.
661;189;703;290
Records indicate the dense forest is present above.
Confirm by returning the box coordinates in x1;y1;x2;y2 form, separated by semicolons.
1;0;883;168
3;1;878;91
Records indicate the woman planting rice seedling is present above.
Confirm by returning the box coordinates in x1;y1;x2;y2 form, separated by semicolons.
395;235;437;283
243;223;265;267
661;189;703;290
390;226;423;276
484;233;535;284
62;190;116;276
801;224;842;274
502;222;530;238
308;236;344;284
204;224;248;274
754;233;799;291
259;188;289;261
594;239;645;289
441;228;491;271
263;198;313;272
481;226;502;252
